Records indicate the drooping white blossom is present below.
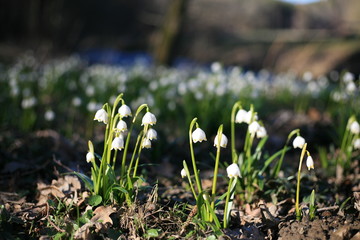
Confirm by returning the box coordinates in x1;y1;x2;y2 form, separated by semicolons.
192;128;207;143
293;136;306;149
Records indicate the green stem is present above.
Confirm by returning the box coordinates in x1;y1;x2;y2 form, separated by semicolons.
121;123;134;178
295;143;307;221
189;118;203;194
183;160;197;200
133;125;149;178
272;129;299;178
211;125;223;216
223;177;234;229
231;102;241;163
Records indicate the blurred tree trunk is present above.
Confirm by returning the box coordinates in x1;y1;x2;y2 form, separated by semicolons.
153;0;187;65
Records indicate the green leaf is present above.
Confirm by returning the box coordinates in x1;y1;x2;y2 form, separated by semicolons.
88;195;102;206
145;228;159;238
206;235;217;240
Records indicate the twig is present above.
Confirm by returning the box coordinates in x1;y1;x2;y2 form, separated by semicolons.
179;205;197;235
53;156;74;172
45;201;66;233
317;205;339;212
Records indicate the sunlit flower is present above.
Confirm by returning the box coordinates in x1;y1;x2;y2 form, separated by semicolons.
226;163;241;178
235;109;248;124
293;136;306;149
86;152;94;163
181;168;187;178
346;82;356;94
214;133;228;148
115;120;127;132
111;137;124;150
142;138;152;149
306;156;314;170
349;121;360;135
94;109;108;124
44;110;55;121
192;128;207;143
343;72;354;83
354;138;360;150
248;121;260;135
256;126;267;138
146;128;157;140
118;104;132;117
142;112;157;126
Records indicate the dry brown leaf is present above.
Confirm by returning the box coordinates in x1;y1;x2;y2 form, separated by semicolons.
354;192;360;212
91;205;116;225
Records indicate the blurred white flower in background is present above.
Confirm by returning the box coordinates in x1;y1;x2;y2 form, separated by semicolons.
44;110;55;121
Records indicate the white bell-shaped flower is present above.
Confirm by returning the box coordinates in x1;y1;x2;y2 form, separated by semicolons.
248;121;260;135
118;104;132;117
142;112;157;126
116;120;127;132
111;136;124;150
256;126;267;138
354;138;360;150
293;136;306;149
146;128;157;140
94;109;108;124
181;168;187;178
192;128;207;143
306;155;314;170
142;138;152;149
86;152;95;163
214;133;228;148
350;121;360;135
226;163;241;178
235;109;248;124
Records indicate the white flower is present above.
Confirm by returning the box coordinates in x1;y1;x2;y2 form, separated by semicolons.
346;82;356;94
192;128;207;143
256;126;267;138
146;128;157;140
293;136;306;149
226;163;241;178
306;156;314;170
94;109;108;124
354;138;360;150
111;137;124;150
142;138;152;149
349;121;360;135
72;97;82;107
248;121;260;135
86;152;94;163
115;120;127;132
343;72;354;83
181;168;187;178
118;104;132;117
214;133;228;148
142;112;157;126
44;110;55;121
235;109;248;124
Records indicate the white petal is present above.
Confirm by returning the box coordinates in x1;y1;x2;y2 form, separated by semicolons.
293;136;306;149
226;163;241;178
214;133;228;148
118;104;132;117
192;128;207;143
142;112;157;126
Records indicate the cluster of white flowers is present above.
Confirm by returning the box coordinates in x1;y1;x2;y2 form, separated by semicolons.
235;107;267;139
